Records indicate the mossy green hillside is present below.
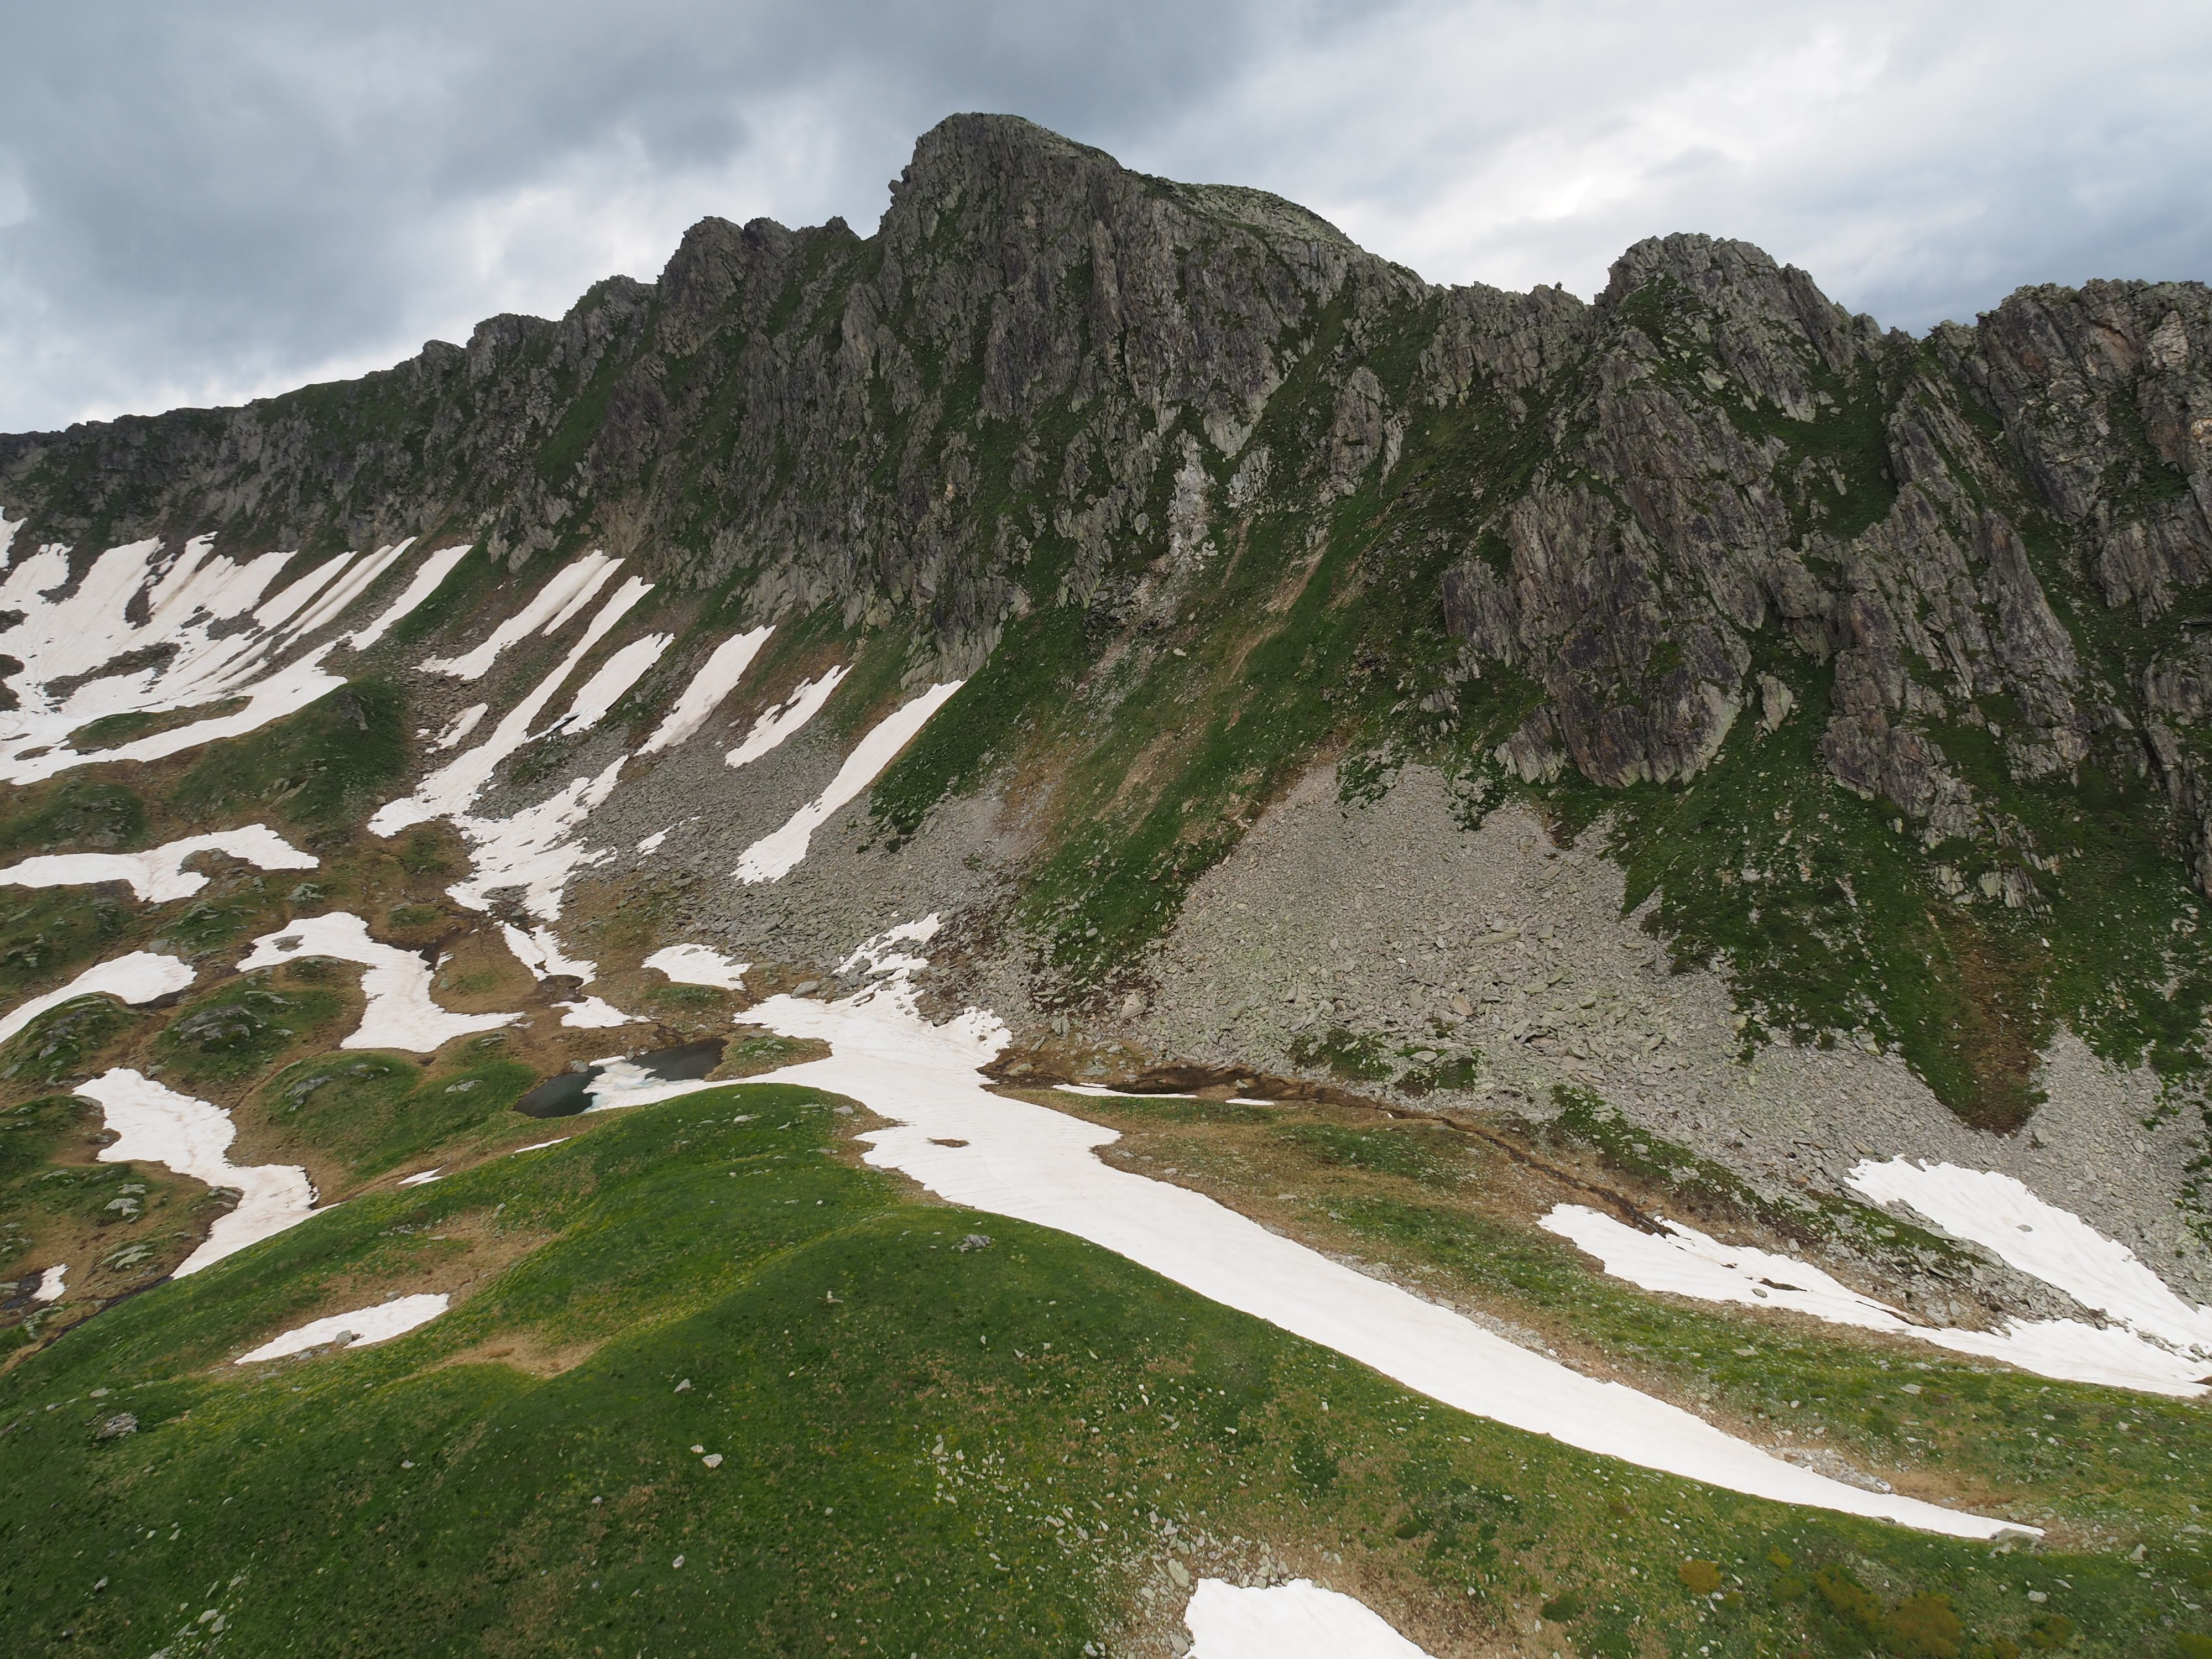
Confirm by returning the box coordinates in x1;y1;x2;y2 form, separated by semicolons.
3;1086;2199;1656
253;1045;536;1182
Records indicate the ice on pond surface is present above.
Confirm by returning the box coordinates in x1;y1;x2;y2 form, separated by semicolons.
644;943;750;990
733;681;964;883
717;920;2030;1538
517;1041;727;1118
236;912;517;1052
1542;1204;2211;1397
725;665;848;770
0;823;316;903
0;950;198;1048
642;625;773;754
0;525;444;784
80;1068;319;1276
234;1293;449;1364
1183;1578;1434;1658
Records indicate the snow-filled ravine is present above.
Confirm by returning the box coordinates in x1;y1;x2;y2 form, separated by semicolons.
734;681;964;883
77;1069;319;1276
645;919;2031;1540
1541;1205;2212;1398
1183;1578;1435;1659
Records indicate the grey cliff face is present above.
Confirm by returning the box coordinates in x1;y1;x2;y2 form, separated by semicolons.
6;119;2212;899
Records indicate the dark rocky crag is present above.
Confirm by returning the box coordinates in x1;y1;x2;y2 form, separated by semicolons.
7;113;2212;1140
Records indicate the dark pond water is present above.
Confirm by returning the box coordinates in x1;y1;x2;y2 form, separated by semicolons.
514;1039;725;1118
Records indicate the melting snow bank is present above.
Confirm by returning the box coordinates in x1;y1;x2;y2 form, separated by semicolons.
33;1265;66;1302
734;681;963;883
644;944;749;989
1542;1206;2212;1397
237;912;517;1051
714;922;2027;1540
80;1069;318;1276
235;1293;448;1363
0;824;316;902
1185;1579;1434;1659
1849;1159;2212;1383
0;951;197;1047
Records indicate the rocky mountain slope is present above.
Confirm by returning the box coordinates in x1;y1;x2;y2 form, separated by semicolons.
3;115;2211;1657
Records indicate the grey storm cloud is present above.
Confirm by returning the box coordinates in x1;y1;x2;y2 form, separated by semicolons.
2;0;2209;432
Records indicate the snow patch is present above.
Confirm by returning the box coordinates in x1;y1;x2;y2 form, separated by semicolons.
32;1265;66;1302
726;666;848;769
1848;1159;2212;1380
1185;1579;1435;1659
544;633;670;737
80;1068;319;1276
0;824;316;903
559;995;642;1030
236;912;517;1052
1542;1205;2210;1397
234;1293;448;1363
734;681;963;883
0;531;427;785
395;1169;444;1188
0;950;197;1049
643;626;773;754
644;943;750;990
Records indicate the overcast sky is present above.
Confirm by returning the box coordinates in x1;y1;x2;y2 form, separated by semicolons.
3;1;2208;433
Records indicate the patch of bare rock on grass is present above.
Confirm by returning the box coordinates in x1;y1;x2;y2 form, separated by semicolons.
1129;761;2212;1303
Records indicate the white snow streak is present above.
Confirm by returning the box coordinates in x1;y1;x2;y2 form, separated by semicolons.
371;575;654;839
431;704;488;750
234;1293;448;1363
420;551;620;681
80;1068;319;1276
1184;1579;1434;1659
346;544;472;652
32;1265;66;1302
0;825;316;904
708;924;2029;1539
1542;1205;2211;1397
236;912;517;1052
0;951;197;1049
734;681;963;883
545;633;670;737
725;666;847;769
644;943;750;990
643;626;773;754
